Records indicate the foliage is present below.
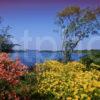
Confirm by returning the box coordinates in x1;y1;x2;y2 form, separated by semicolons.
80;56;93;70
0;17;16;52
0;53;100;100
88;50;100;65
35;60;100;100
0;53;27;99
90;63;100;71
14;72;37;99
80;50;100;69
56;6;100;62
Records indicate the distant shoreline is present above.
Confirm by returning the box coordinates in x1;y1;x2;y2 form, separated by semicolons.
11;49;100;53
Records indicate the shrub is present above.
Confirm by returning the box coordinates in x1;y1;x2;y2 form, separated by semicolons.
35;60;100;100
14;72;37;99
0;53;27;99
80;56;93;70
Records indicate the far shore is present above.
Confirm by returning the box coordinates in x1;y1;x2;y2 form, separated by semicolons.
9;49;100;54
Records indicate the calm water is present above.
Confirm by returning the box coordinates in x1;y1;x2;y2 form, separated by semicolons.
9;51;84;66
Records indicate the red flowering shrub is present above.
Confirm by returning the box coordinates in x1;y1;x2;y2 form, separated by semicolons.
0;53;27;85
0;53;28;99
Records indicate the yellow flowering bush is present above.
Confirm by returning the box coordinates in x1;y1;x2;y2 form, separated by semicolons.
35;60;100;100
36;60;64;72
64;61;85;71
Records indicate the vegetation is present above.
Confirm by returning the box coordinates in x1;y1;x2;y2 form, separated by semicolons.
86;50;100;66
56;6;100;62
0;17;16;52
80;56;93;70
0;5;100;100
34;61;100;100
79;50;100;67
0;53;99;100
0;53;27;99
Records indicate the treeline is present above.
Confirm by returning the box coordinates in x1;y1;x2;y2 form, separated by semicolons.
74;49;100;53
78;49;100;66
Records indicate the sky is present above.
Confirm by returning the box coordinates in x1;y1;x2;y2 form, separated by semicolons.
0;0;100;50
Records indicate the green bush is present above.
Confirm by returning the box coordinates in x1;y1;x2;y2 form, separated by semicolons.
80;56;93;70
14;72;37;99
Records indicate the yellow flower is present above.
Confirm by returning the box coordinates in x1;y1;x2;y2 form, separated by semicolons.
35;60;100;99
67;97;72;100
75;95;79;100
87;97;91;100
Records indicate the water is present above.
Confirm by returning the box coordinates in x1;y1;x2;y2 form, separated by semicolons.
9;51;84;67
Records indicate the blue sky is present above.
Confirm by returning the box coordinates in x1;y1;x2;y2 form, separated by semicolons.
0;0;100;50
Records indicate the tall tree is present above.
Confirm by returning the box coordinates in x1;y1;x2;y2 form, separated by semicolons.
56;6;100;62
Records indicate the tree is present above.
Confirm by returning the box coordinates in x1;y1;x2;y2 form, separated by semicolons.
0;17;16;52
56;6;100;62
